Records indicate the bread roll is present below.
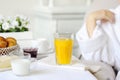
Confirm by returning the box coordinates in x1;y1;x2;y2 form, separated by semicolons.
0;41;7;48
6;37;17;47
0;36;6;41
0;36;7;48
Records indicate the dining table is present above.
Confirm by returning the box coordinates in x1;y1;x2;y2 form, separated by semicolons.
0;39;112;80
0;61;97;80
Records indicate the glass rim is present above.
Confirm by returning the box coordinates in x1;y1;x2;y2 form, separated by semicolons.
54;32;74;39
54;32;73;35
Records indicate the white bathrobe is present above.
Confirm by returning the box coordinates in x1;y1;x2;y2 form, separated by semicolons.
76;5;120;80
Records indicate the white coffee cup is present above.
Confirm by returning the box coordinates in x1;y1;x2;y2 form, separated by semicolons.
29;40;39;48
36;38;50;54
11;59;31;76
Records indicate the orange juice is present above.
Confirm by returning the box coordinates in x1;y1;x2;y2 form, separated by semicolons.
54;38;73;64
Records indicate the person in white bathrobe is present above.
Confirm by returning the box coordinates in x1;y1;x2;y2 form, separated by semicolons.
76;3;120;80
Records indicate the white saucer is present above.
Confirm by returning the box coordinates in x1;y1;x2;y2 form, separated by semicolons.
37;54;48;60
38;48;54;54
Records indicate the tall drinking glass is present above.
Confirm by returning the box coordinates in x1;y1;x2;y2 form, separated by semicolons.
54;33;74;65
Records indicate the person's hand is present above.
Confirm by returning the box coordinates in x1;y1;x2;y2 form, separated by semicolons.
86;10;115;37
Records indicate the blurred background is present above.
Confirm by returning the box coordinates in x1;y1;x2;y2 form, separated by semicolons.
0;0;118;39
0;0;119;57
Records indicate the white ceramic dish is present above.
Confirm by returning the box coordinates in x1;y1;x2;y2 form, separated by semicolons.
0;67;11;72
37;55;86;71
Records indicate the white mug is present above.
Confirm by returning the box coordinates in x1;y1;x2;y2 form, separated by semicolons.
36;38;50;54
30;40;39;48
11;59;31;76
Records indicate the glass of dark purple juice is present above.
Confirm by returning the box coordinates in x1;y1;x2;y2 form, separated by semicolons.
23;48;38;58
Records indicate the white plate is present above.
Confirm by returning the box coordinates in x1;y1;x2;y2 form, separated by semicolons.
37;55;101;73
0;67;11;72
37;54;86;70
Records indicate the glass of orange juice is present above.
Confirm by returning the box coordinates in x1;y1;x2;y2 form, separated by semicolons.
54;33;74;65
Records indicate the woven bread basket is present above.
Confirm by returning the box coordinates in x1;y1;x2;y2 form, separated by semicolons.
0;44;20;55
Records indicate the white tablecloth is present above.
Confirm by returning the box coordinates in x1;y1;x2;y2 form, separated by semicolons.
0;62;97;80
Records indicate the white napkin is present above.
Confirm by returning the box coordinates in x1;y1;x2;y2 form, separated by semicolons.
37;54;101;73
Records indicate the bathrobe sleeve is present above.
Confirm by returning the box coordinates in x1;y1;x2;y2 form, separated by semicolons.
76;22;115;66
76;23;116;80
